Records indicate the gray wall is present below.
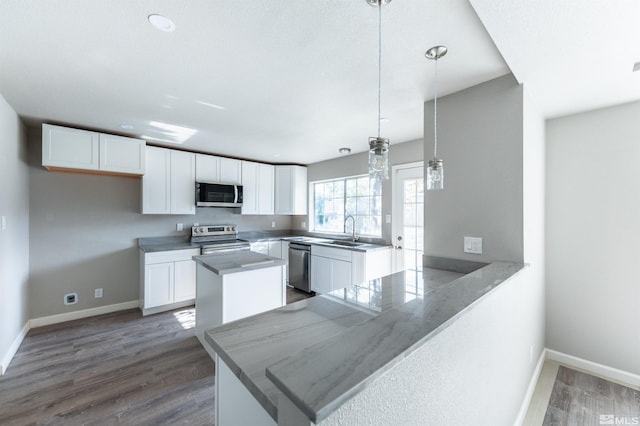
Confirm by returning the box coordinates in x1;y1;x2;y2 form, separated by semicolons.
0;93;29;373
28;128;294;318
305;138;423;243
546;101;640;375
424;74;524;262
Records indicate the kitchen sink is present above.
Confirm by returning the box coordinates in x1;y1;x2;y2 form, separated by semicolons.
329;240;364;247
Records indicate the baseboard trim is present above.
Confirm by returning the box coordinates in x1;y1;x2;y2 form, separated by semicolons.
546;349;640;388
0;321;30;375
29;300;140;329
514;348;547;426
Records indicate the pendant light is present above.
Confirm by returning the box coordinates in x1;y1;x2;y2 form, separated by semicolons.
367;0;391;181
425;45;447;190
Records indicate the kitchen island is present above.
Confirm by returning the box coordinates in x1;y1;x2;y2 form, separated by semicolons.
204;260;525;425
193;251;287;359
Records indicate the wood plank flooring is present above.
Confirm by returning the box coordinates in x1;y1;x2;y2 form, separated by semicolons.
0;307;215;425
542;365;640;426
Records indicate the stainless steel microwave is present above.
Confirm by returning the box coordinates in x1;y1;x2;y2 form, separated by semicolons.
196;182;243;207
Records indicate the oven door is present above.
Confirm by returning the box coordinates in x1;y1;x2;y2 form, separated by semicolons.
196;182;243;207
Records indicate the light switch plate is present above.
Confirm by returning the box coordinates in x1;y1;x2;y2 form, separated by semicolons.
464;236;483;254
385;214;391;224
176;223;183;231
1;215;5;231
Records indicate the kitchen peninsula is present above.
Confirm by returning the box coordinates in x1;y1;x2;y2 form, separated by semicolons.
204;261;524;425
194;250;286;358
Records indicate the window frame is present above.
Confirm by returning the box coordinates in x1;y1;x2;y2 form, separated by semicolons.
309;174;383;238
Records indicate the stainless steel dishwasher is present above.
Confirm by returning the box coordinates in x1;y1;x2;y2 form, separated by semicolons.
288;242;311;293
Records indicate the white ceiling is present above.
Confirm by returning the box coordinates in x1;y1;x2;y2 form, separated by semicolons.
1;1;638;165
469;0;640;119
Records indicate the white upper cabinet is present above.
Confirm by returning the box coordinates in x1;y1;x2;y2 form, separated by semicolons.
170;150;196;215
42;124;145;175
142;146;171;214
275;165;308;215
142;146;195;215
195;154;220;183
195;154;241;184
219;157;242;184
241;161;274;215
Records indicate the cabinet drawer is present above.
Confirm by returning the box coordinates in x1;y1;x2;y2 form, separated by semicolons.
145;248;200;264
311;245;352;262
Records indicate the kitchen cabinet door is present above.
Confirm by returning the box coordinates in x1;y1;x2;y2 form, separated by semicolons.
268;241;282;258
258;164;275;214
142;146;171;214
281;241;289;283
219;157;242;184
144;262;174;308
275;165;307;215
330;258;352;291
311;255;332;294
195;153;220;183
170;150;196;215
99;133;145;175
174;259;196;302
241;161;274;214
42;124;100;171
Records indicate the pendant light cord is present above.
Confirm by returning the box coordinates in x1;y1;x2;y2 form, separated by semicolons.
377;2;382;139
433;56;438;159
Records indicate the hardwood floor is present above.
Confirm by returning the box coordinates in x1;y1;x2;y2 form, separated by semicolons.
0;307;215;425
524;360;640;426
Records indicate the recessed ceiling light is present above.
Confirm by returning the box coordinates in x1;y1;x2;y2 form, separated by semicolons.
633;61;640;72
148;14;176;32
339;147;351;154
119;124;134;130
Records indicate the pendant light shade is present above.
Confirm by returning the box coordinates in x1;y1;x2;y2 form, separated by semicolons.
369;137;389;180
367;0;391;181
426;45;447;191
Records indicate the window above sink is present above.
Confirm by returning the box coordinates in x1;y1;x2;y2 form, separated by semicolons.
310;175;382;238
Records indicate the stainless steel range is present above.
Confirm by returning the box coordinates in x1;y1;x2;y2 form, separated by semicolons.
191;225;250;255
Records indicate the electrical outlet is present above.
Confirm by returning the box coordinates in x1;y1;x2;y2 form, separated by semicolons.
301;221;306;229
64;293;78;305
385;214;391;224
95;288;103;299
193;222;199;227
176;223;183;231
1;215;6;231
272;221;276;228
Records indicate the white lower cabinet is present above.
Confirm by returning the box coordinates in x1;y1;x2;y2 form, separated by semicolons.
140;248;199;315
311;245;393;293
310;245;352;294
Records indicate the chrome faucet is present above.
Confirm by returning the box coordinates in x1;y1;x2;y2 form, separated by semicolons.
344;215;358;242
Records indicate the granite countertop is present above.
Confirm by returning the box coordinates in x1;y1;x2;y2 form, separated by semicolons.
204;262;523;423
193;251;286;275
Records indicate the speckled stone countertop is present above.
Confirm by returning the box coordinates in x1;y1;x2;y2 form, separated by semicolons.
193;251;286;275
204;262;523;423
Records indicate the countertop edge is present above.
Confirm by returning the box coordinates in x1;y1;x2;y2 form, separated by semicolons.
266;261;525;424
203;332;279;421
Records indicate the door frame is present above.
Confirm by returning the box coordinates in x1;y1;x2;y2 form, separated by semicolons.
391;161;424;272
